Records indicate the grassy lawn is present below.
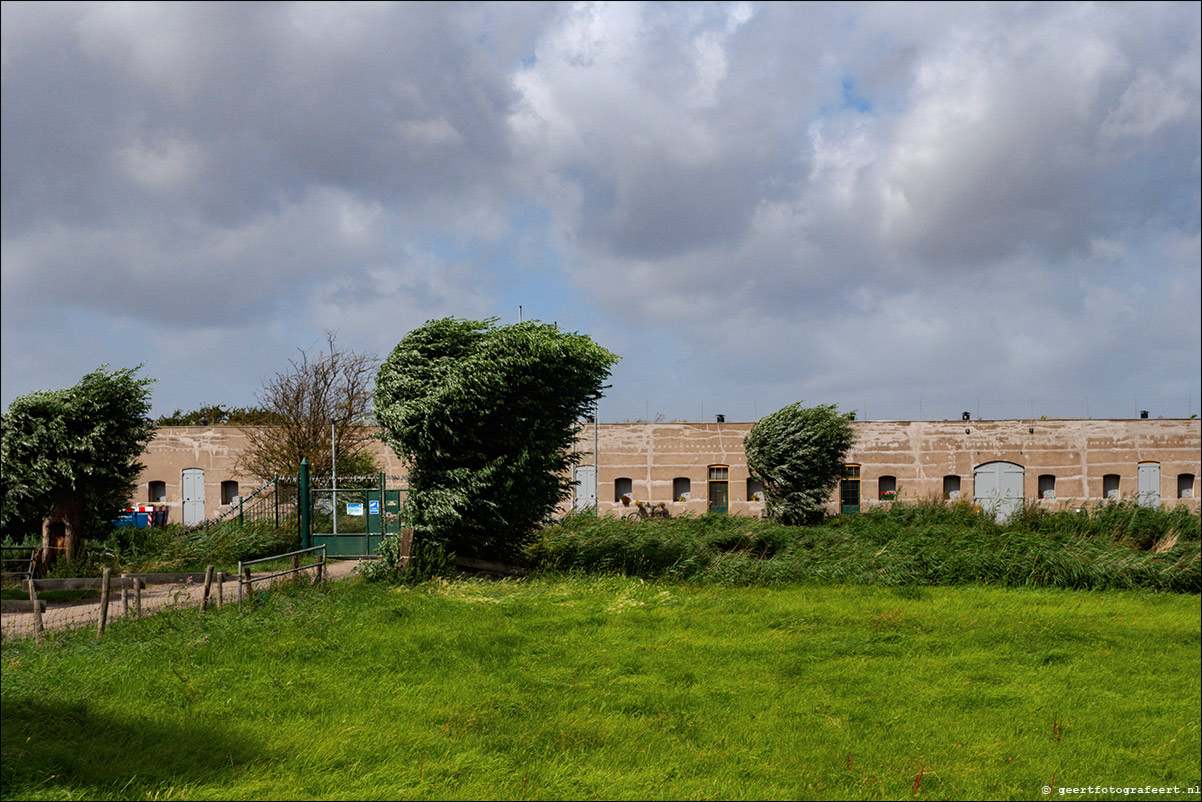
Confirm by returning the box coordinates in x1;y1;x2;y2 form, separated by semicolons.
2;575;1199;800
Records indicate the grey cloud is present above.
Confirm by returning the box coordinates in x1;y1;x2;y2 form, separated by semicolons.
2;2;1197;420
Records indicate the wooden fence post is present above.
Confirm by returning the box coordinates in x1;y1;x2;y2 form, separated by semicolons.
133;579;142;618
216;571;225;607
240;565;252;613
97;567;112;637
201;565;214;614
398;528;414;577
28;579;44;644
121;576;129;617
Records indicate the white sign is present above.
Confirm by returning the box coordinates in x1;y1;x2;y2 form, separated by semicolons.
346;502;364;516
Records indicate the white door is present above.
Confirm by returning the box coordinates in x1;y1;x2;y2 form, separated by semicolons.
1138;463;1161;508
573;465;596;511
182;468;205;525
974;461;1025;522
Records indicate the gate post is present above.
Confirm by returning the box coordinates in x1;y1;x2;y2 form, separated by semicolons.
379;470;386;536
299;459;311;550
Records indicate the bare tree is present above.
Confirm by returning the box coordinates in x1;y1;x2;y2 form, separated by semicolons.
239;332;379;482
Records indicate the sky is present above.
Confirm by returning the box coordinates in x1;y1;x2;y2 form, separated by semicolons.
2;1;1199;424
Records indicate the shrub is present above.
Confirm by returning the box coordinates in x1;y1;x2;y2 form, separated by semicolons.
744;402;856;525
374;318;618;562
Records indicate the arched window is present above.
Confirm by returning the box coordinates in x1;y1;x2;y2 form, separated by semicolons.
673;477;691;501
1038;474;1056;499
747;478;764;502
148;480;167;503
878;475;897;500
1103;474;1120;499
614;477;633;503
943;475;961;500
1179;474;1196;499
221;480;240;505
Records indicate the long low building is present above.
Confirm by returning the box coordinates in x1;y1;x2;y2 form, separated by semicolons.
136;418;1200;525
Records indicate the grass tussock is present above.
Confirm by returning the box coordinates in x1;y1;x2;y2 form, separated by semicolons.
526;500;1201;592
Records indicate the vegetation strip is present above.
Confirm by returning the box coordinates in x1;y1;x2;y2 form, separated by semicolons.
527;501;1202;593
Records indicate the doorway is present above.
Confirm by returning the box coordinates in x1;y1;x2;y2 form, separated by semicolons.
182;468;205;526
707;465;729;513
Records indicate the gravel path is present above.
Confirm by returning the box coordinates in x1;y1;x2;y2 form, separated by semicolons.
1;559;365;640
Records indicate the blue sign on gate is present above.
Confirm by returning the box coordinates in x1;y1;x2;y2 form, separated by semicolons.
368;500;380;515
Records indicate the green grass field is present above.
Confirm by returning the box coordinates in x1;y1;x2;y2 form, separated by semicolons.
2;574;1199;801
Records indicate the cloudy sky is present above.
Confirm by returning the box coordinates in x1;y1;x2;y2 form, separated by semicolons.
3;1;1199;423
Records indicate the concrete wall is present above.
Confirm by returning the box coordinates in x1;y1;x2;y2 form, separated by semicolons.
135;419;1201;524
138;427;408;524
566;419;1201;518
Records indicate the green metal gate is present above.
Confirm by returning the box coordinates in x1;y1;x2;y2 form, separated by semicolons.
298;461;404;557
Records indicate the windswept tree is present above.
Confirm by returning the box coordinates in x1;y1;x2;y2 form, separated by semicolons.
239;332;379;482
375;318;619;562
744;402;856;526
1;366;156;562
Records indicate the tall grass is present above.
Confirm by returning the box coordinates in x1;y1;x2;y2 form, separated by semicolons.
54;519;299;576
526;501;1201;592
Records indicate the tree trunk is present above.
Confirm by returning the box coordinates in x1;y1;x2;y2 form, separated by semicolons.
42;488;85;565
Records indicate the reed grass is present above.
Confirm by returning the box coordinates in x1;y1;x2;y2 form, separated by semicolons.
526;501;1201;592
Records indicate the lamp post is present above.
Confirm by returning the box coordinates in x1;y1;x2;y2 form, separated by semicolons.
331;422;338;536
594;400;599;509
330;416;350;536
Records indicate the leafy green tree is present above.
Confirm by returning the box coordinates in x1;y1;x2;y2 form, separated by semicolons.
1;366;155;561
744;402;856;526
375;318;619;562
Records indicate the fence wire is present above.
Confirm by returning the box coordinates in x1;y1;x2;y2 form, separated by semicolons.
1;559;340;644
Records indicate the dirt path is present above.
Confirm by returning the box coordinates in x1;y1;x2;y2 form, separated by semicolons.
1;559;365;640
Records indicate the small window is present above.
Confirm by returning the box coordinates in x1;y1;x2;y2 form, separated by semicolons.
673;477;691;502
148;480;167;503
1039;474;1056;500
1179;474;1196;499
221;480;240;505
878;475;897;500
708;465;728;481
747;478;764;502
943;475;961;500
614;477;633;503
844;464;861;479
1103;474;1120;499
